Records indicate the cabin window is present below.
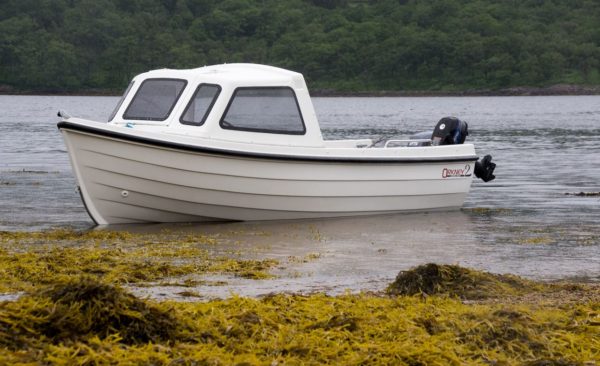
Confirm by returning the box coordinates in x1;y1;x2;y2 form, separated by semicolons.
108;81;134;122
220;87;306;135
180;84;221;126
123;78;187;121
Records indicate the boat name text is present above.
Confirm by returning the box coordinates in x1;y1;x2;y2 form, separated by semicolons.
442;165;472;178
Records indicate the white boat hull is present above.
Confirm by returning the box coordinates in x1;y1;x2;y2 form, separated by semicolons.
60;123;476;225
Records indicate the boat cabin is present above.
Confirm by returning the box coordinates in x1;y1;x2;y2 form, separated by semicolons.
108;63;329;148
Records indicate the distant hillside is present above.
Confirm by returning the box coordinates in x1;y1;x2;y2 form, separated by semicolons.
1;0;599;93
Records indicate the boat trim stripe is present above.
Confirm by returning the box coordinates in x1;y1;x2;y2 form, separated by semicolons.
91;175;461;201
97;194;460;216
82;149;464;182
57;121;479;164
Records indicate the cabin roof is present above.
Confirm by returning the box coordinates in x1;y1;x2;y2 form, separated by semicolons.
138;63;306;87
113;63;324;147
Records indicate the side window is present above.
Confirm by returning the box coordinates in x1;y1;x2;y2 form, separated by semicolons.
180;84;221;126
108;81;134;122
220;87;306;135
123;78;187;121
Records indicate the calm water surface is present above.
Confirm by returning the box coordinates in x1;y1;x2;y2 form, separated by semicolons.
1;95;599;296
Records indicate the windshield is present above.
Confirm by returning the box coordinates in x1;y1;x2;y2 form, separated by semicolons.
108;81;134;122
180;84;221;126
220;87;306;135
123;78;187;121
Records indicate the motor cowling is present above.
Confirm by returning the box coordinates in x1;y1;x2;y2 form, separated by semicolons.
431;117;468;145
475;154;496;182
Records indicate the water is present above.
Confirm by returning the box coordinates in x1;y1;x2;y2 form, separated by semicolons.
1;95;599;297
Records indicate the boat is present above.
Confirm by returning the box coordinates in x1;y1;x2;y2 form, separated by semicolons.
57;63;495;225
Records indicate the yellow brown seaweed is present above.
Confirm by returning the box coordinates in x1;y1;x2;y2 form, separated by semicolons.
387;263;545;299
0;277;598;365
0;229;279;292
0;230;598;365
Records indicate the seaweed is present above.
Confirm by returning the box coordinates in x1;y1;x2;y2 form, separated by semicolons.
387;263;542;299
176;290;202;298
0;229;279;292
0;230;598;364
564;192;600;197
0;275;598;365
0;277;183;353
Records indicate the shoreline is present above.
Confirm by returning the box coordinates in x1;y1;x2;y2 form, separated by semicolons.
1;83;600;97
312;83;600;97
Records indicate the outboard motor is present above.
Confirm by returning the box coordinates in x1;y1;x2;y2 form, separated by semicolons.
411;116;496;182
431;117;468;145
430;116;496;182
475;155;496;182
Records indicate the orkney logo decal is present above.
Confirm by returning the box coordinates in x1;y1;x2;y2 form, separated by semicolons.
442;164;472;178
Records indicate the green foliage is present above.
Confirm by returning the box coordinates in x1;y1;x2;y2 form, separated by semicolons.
0;0;599;91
